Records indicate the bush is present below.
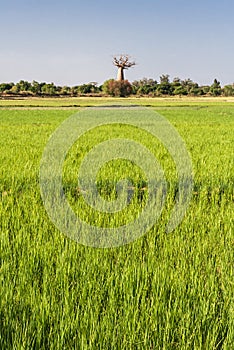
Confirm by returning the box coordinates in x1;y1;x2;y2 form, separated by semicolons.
102;79;132;97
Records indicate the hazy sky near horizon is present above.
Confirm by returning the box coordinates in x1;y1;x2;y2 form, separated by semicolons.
0;0;234;86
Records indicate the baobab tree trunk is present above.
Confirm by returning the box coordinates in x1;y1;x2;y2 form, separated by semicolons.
117;67;124;81
113;55;136;81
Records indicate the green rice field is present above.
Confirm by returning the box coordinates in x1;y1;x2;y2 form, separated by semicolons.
0;98;233;349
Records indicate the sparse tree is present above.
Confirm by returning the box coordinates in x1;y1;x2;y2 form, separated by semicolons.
113;54;136;81
160;74;170;84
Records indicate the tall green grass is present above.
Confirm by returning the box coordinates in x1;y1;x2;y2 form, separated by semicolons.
0;105;233;349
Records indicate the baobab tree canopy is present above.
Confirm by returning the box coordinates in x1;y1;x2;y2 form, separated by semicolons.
113;54;136;81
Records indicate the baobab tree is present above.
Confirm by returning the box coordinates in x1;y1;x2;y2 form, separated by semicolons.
113;54;136;81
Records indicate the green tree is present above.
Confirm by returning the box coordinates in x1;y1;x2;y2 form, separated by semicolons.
0;83;14;93
171;78;187;96
173;86;188;96
61;86;71;95
16;80;32;93
157;74;172;95
223;84;234;96
210;79;222;96
181;79;198;95
30;81;42;95
77;83;99;94
41;83;56;95
71;86;79;96
132;78;157;95
200;86;210;95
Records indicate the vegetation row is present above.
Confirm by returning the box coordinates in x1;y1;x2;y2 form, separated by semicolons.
1;75;234;98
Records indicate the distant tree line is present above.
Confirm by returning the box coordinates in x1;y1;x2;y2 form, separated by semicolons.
0;76;234;97
0;80;101;97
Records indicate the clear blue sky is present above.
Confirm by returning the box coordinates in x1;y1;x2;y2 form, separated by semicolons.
1;0;234;86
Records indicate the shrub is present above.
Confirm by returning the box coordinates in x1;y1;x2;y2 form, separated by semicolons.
102;79;132;97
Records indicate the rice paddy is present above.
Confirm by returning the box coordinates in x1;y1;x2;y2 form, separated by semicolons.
0;99;233;349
